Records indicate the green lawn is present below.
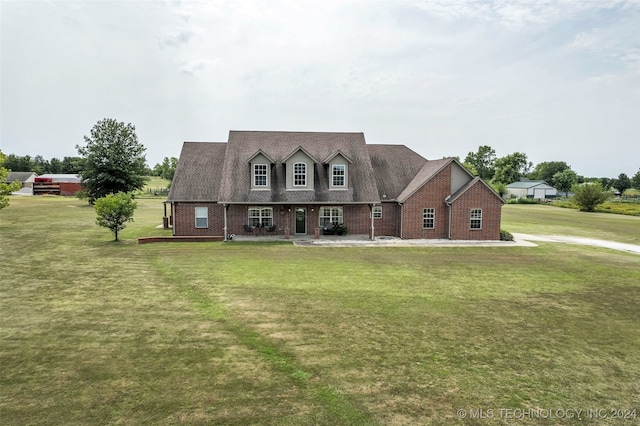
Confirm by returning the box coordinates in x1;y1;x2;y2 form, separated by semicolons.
134;176;171;198
1;197;639;425
502;204;640;245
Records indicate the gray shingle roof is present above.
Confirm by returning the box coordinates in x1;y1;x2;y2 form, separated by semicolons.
367;144;427;200
168;132;497;207
6;172;36;183
218;131;380;204
167;142;227;201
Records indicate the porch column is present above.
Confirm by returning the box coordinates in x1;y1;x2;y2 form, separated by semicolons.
223;204;228;241
370;204;375;240
284;207;291;239
162;202;169;228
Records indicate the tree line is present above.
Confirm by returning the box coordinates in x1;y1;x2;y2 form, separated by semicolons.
3;119;639;234
463;145;640;195
5;145;637;194
2;153;177;181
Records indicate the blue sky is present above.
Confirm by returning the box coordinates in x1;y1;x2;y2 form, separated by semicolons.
2;0;639;177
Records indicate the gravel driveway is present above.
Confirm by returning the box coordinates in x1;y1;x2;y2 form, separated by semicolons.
512;233;640;255
294;234;640;255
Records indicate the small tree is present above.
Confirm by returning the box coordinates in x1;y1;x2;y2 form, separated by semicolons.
0;151;22;210
152;156;178;181
571;183;611;212
491;182;507;198
94;192;137;241
613;173;631;195
552;169;577;197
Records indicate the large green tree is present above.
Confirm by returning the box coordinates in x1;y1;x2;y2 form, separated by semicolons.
94;192;137;241
61;156;85;174
464;145;496;180
77;119;148;202
528;161;571;183
492;152;532;185
0;151;23;210
631;169;640;190
571;183;611;212
552;169;578;197
3;154;34;172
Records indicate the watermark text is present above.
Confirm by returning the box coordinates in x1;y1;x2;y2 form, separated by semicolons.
456;408;637;421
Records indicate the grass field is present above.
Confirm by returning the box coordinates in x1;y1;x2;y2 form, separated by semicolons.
1;198;639;425
133;176;171;199
502;204;640;244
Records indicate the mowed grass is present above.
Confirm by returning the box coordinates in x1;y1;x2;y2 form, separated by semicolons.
502;204;640;245
1;197;639;425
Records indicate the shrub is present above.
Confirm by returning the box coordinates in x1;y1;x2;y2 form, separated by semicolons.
507;197;539;204
323;223;348;235
571;183;612;212
500;230;514;241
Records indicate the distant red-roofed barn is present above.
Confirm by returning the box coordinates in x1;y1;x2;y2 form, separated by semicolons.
33;174;83;196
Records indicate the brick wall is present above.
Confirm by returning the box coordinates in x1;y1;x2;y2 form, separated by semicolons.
449;182;503;240
172;202;225;236
175;203;377;237
401;164;451;239
374;202;401;237
171;191;502;240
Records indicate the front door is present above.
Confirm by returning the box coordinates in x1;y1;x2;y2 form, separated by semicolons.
295;208;306;234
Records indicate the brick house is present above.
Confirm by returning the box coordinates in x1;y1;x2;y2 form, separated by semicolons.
167;131;504;240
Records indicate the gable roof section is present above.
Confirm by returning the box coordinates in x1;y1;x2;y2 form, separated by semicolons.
248;149;276;164
323;149;353;164
282;146;318;163
168;142;227;201
7;172;37;183
218;131;379;204
396;157;473;203
446;176;505;205
506;180;552;189
367;144;427;200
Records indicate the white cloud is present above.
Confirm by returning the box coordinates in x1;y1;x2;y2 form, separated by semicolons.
159;30;195;48
1;0;639;176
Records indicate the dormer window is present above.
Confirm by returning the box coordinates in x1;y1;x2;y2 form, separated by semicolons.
332;164;345;187
283;147;316;190
253;163;268;187
293;162;306;186
324;150;351;190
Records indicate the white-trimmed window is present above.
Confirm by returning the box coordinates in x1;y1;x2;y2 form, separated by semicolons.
253;164;268;187
372;206;382;219
293;162;306;186
332;164;345;187
423;208;435;229
470;209;482;229
195;207;208;228
248;207;273;227
318;206;343;227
